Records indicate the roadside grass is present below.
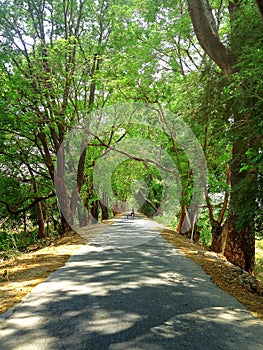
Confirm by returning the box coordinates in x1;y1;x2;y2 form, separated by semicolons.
255;239;263;284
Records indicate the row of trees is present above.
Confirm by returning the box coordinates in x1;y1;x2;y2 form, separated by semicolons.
0;0;262;274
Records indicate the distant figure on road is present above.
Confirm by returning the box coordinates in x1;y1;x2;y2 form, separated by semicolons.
127;208;135;219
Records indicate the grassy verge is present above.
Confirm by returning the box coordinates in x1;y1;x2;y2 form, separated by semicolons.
255;239;263;284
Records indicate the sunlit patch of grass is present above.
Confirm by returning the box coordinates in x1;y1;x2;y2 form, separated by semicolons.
255;239;263;284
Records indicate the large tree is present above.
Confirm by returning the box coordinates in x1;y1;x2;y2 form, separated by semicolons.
187;0;263;273
0;0;116;232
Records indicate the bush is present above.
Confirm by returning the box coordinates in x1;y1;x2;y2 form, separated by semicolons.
255;239;263;283
197;211;212;248
0;230;38;252
0;232;16;251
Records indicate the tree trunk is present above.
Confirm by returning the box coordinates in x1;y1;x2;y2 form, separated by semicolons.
90;200;99;223
208;165;230;253
55;173;74;229
28;166;46;239
100;192;109;220
55;145;74;231
177;206;195;237
223;134;257;274
70;142;87;221
224;217;255;274
187;0;256;273
77;202;88;227
210;221;227;253
112;202;121;216
60;214;73;233
176;206;185;233
36;201;46;239
192;224;200;243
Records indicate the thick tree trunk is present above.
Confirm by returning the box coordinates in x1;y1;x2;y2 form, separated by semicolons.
100;202;108;220
77;203;88;227
100;192;109;220
70;142;87;221
224;216;255;274
183;208;194;237
90;200;99;223
55;144;74;232
176;207;185;233
177;206;191;236
223;133;257;273
177;206;198;239
55;173;74;229
112;202;121;216
60;214;73;233
187;0;257;273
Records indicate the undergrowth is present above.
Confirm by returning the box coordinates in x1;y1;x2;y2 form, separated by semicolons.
255;239;263;284
0;229;60;257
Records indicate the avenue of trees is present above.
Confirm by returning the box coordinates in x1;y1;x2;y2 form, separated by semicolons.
0;0;262;274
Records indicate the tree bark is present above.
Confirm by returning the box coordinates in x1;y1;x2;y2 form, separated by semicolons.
28;165;46;239
210;221;227;253
187;0;235;76
77;202;88;227
100;192;109;220
209;164;230;253
223;132;257;274
137;188;158;213
90;200;99;223
36;201;45;239
176;207;184;233
177;206;192;236
70;141;87;220
224;216;255;274
60;214;73;233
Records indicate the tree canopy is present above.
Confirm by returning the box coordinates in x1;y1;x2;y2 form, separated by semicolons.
0;0;262;274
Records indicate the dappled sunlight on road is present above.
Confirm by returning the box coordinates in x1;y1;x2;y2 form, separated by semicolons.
87;310;142;335
1;217;263;350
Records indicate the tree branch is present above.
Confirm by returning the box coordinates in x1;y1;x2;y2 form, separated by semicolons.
256;0;263;20
187;0;236;76
0;192;55;215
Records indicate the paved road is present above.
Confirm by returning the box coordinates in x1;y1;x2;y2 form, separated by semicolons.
1;217;263;350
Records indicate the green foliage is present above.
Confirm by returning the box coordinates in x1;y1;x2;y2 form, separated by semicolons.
111;159;164;216
255;239;263;283
0;230;37;252
0;0;262;252
197;211;212;248
222;3;263;234
0;232;15;251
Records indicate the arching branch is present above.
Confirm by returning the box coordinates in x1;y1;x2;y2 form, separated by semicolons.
187;0;236;76
0;192;55;215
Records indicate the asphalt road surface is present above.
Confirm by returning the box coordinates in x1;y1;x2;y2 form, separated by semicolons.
1;216;263;350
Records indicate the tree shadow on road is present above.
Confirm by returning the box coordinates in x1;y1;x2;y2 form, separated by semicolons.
1;235;263;350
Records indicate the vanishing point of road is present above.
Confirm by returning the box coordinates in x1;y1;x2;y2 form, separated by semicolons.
1;216;263;349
